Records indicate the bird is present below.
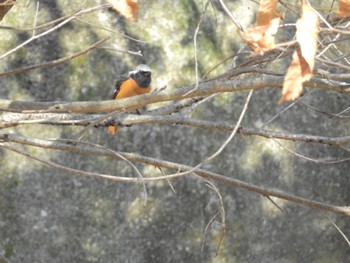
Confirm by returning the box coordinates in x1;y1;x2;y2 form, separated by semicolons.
107;64;152;135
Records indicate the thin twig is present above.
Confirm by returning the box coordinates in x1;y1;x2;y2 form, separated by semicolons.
0;15;74;60
158;167;176;194
260;90;317;128
193;0;210;90
98;46;142;56
298;101;350;119
70;140;149;205
265;196;284;213
32;1;40;37
76;18;147;43
204;180;226;257
217;0;244;32
206;89;253;162
143;88;252;191
324;213;350;247
201;209;221;253
0;3;110;32
0;4;109;60
273;138;350;164
0;37;111;78
316;57;350;71
321;27;350;35
0;143;141;182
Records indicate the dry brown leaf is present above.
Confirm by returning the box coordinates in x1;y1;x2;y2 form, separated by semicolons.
279;2;319;103
243;17;280;55
337;0;350;17
296;2;319;81
108;0;139;20
256;0;279;25
279;48;306;103
0;0;17;22
242;0;280;55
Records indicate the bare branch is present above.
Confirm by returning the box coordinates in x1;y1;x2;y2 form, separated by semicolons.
217;0;244;32
201;209;222;253
32;1;39;37
298;101;350;119
1;112;350;146
1;132;350;217
75;18;148;43
203;180;226;256
321;27;350;35
193;0;210;90
98;46;142;56
273;138;350;164
0;37;111;78
325;213;350;247
0;3;110;32
0;75;348;113
0;4;111;60
205;89;253;162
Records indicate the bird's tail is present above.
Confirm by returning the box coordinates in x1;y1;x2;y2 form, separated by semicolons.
107;125;119;135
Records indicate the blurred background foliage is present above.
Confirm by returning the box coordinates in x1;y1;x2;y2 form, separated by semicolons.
0;0;349;262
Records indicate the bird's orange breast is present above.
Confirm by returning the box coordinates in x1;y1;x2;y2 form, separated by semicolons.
116;78;150;99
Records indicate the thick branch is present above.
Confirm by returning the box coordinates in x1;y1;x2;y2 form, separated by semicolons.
0;75;348;113
1;112;350;146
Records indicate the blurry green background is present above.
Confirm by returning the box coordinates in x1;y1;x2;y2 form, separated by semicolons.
0;0;349;262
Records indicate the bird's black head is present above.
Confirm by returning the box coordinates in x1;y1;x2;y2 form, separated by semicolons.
129;64;152;88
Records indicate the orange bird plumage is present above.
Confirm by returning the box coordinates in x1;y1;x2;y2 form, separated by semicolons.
107;64;152;135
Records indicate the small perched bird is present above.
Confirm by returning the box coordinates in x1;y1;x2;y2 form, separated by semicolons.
107;64;152;135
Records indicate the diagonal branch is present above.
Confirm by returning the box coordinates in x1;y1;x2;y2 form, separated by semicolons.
1;132;349;217
0;37;111;78
0;4;111;60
